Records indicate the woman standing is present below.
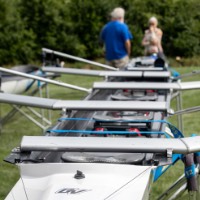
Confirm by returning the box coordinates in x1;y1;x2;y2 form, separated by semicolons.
142;17;163;57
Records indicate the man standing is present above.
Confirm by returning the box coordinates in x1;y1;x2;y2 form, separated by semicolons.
100;7;133;68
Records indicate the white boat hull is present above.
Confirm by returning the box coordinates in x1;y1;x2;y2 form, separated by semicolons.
1;79;38;94
6;163;153;200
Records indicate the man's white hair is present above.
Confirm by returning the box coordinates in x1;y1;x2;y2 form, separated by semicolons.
111;7;125;19
149;16;158;25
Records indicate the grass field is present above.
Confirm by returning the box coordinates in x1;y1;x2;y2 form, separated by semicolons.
0;65;200;200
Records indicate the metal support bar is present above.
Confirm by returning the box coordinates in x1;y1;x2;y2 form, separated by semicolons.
0;81;52;131
168;184;187;200
174;106;200;116
0;106;20;126
20;136;200;154
184;154;198;199
158;164;200;199
38;83;45;128
26;107;51;125
171;91;179;100
42;48;118;71
0;67;90;93
177;70;200;79
13;105;49;131
157;175;187;200
176;91;184;132
45;82;52;124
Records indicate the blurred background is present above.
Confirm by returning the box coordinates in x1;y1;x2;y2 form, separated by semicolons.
0;0;199;66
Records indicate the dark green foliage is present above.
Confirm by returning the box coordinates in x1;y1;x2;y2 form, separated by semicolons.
169;0;200;57
0;0;36;64
67;0;118;58
19;0;74;59
0;0;199;64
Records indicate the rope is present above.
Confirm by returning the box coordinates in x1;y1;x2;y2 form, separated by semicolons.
55;117;183;138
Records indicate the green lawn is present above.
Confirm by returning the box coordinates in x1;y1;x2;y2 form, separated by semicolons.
0;65;200;200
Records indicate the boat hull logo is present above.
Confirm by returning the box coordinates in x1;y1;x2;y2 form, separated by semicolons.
55;188;91;195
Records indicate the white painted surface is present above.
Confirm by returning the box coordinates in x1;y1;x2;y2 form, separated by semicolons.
6;163;152;200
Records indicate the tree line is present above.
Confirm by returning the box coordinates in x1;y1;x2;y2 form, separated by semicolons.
0;0;199;65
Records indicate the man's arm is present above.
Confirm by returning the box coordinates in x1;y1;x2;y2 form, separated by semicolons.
125;39;131;56
122;24;132;56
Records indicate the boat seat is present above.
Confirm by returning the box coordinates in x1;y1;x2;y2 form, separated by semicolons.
111;94;158;101
93;112;153;121
61;152;145;165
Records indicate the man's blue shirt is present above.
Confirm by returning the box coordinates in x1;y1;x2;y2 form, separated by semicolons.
101;21;133;61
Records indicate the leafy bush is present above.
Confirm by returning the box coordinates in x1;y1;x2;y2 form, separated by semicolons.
0;0;200;64
0;0;36;64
